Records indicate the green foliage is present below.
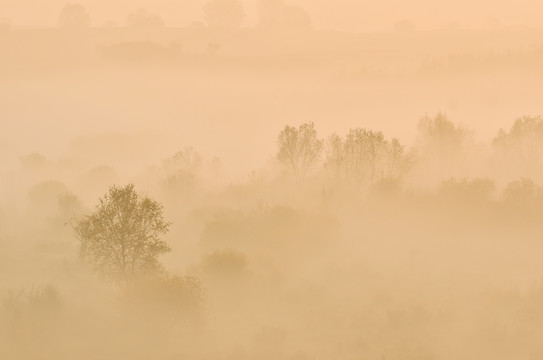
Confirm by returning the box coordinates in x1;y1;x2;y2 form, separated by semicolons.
74;184;171;283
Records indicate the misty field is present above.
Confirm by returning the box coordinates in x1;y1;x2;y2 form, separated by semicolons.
2;2;543;359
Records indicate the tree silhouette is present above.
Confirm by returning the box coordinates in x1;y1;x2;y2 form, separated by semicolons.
74;184;171;283
277;122;323;181
415;112;470;180
493;116;543;161
58;3;90;29
203;0;245;29
325;129;411;184
491;116;543;180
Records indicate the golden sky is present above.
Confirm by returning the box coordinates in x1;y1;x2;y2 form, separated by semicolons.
2;0;543;30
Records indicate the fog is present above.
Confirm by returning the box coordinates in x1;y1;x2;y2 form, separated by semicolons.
2;1;543;359
4;0;543;30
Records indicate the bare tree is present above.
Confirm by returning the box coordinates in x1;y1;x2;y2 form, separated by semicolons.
277;122;323;181
74;184;171;283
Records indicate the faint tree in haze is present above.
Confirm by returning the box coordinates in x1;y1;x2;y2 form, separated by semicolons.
325;129;412;184
203;0;245;29
58;3;90;29
325;133;346;180
438;178;496;204
491;116;543;180
385;137;413;179
162;147;202;192
20;152;47;174
122;275;205;331
258;0;283;28
501;178;543;206
394;19;416;33
201;249;248;279
207;41;221;55
417;113;467;157
493;116;543;162
28;180;70;210
126;9;165;28
163;147;202;175
73;184;171;283
257;0;312;30
282;5;312;30
277;122;324;181
415;112;471;179
344;129;388;183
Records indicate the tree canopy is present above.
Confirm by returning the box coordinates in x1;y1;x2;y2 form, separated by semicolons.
74;184;171;283
58;4;90;29
277;122;324;181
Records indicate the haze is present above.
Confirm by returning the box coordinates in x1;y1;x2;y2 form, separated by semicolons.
2;1;543;359
3;0;543;30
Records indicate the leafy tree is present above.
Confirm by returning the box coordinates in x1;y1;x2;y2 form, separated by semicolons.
277;122;323;181
58;3;90;29
163;147;202;175
74;184;171;283
417;113;467;160
490;116;543;181
501;178;543;206
344;128;387;182
324;133;345;179
325;129;411;184
385;137;413;179
415;112;471;180
162;147;203;194
493;116;543;161
203;0;245;29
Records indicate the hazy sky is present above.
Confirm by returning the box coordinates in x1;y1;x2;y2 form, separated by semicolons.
2;0;543;31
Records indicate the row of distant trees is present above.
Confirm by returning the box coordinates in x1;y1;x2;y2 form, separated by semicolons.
58;0;312;30
277;114;543;183
67;114;543;288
